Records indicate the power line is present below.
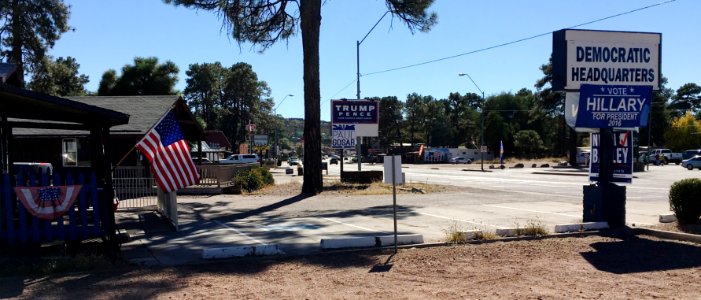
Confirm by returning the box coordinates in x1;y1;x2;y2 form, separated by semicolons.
362;0;676;78
328;77;357;100
326;0;676;101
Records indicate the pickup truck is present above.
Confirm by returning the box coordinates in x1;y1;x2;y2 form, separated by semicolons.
650;149;683;165
219;154;259;164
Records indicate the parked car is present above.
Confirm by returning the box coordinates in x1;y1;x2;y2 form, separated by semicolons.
450;157;473;164
362;155;382;164
650;148;683;165
576;151;591;166
288;157;300;166
330;157;339;165
681;155;701;170
219;154;259;164
12;162;53;177
193;157;213;164
683;149;701;160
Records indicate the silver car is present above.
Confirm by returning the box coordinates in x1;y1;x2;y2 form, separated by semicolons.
450;157;473;164
681;155;701;170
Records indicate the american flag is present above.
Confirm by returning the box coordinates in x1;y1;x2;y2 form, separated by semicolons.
137;110;199;192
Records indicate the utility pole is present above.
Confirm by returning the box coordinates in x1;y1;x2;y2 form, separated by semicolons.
356;11;389;172
459;73;486;171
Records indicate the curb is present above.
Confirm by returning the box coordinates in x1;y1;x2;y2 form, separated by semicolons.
532;171;588;177
320;236;376;250
320;234;426;250
659;214;676;223
376;234;424;246
634;228;701;244
495;228;519;237
554;222;609;233
202;244;282;259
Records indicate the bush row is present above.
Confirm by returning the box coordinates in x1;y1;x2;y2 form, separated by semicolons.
232;167;274;193
669;178;701;224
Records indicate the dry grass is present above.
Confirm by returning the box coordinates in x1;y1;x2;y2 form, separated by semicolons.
321;180;448;195
252;180;449;196
250;181;301;196
443;221;469;244
443;221;498;244
514;219;550;237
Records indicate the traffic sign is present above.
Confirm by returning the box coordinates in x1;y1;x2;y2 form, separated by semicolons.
246;124;256;132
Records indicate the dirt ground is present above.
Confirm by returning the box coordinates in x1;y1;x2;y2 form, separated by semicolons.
2;233;701;299
3;159;699;299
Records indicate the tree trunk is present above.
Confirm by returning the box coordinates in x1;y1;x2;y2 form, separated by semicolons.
300;0;322;194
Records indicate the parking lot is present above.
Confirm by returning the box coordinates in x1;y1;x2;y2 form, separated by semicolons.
121;160;695;265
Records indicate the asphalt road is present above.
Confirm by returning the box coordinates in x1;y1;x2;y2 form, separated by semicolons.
122;161;698;264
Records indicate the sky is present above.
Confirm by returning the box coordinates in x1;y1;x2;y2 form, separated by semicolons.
50;0;698;122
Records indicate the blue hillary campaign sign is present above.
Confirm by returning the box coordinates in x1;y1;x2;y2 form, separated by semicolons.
576;84;652;128
589;130;633;184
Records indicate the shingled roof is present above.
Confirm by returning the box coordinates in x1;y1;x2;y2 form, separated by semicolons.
67;95;179;134
205;130;232;149
13;95;204;141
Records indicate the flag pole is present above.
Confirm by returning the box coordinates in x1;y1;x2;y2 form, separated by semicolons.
115;106;175;167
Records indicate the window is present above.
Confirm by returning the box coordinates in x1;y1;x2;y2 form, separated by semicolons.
62;138;91;167
62;138;78;166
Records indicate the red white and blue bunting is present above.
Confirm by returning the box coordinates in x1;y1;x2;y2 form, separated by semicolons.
14;185;83;220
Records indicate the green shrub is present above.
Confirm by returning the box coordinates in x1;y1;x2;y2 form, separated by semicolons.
669;178;701;224
232;167;274;193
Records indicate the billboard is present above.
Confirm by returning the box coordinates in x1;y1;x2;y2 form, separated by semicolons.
254;134;268;146
331;99;379;137
553;29;661;91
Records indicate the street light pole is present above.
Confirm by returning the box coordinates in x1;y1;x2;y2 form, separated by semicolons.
355;11;389;171
273;94;294;159
458;73;486;171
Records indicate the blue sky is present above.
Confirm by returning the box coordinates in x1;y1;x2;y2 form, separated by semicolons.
51;0;697;121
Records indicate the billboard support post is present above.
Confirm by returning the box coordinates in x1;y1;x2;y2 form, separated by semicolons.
553;29;661;228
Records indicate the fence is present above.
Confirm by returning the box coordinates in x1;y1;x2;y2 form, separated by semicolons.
113;166;157;210
0;171;106;245
112;165;250;210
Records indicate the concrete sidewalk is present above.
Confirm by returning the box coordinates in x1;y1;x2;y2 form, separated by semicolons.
113;165;623;267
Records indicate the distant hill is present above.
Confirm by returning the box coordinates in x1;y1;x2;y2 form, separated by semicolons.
282;118;331;146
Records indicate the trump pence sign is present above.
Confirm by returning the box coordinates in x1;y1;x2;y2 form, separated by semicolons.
331;99;379;137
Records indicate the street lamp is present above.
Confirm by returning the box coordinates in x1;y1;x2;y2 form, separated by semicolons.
273;94;294;158
354;11;390;172
274;94;294;114
458;73;486;171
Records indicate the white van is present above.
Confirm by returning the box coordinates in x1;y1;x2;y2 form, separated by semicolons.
219;154;259;164
12;162;53;177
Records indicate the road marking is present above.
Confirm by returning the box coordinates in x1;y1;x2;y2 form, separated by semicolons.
485;204;580;218
321;217;383;233
483;188;583;199
418;212;500;228
213;220;267;245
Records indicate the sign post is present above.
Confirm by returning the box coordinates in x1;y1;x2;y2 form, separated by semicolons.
552;29;660;227
246;123;256;154
383;155;402;253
